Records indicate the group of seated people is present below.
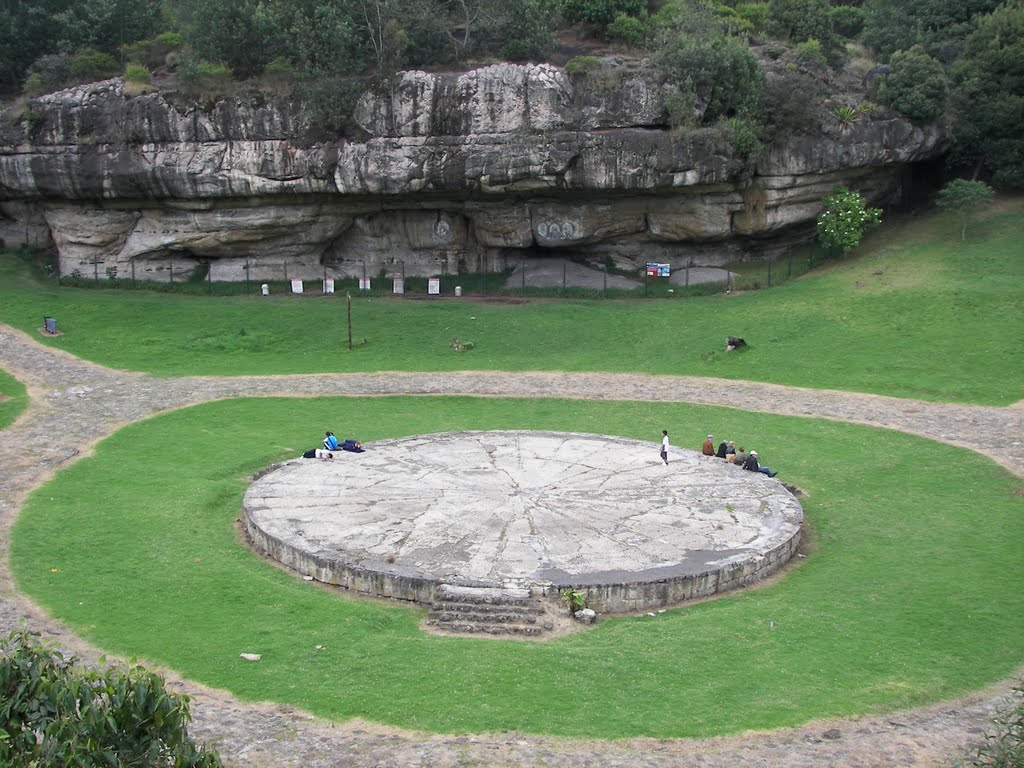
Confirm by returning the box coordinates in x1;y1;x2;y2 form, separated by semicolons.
302;431;364;460
700;434;777;477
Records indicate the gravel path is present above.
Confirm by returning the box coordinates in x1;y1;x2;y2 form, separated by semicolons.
1;323;1021;768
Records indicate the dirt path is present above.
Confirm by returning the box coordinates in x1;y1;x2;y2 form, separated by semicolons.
1;323;1021;767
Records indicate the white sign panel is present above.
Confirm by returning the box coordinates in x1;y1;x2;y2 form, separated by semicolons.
359;277;371;291
323;278;335;294
392;277;405;294
428;277;440;295
291;279;304;294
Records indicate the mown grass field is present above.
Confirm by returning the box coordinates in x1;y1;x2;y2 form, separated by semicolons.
1;202;1021;404
11;396;1024;738
0;368;27;429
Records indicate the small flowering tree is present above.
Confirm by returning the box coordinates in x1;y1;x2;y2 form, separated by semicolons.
816;187;882;256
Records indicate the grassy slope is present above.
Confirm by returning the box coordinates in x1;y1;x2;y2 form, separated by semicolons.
1;204;1021;405
11;397;1024;738
0;368;27;429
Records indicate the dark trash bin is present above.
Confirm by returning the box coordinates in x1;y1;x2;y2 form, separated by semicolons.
43;316;57;335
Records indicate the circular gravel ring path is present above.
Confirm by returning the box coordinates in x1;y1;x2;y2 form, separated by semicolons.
243;430;804;612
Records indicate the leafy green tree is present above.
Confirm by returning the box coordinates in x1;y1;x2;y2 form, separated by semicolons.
862;0;1002;63
181;0;279;78
658;30;764;124
935;179;994;240
55;0;162;58
766;0;844;67
558;0;645;26
950;0;1024;189
816;186;882;255
0;627;222;767
882;45;948;123
0;0;70;93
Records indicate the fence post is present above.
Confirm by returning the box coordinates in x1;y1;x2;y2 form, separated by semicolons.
94;260;99;282
787;248;793;279
562;261;567;296
131;260;136;287
207;262;213;295
767;256;772;288
245;259;250;294
685;259;691;295
603;264;607;297
522;261;526;297
169;255;174;285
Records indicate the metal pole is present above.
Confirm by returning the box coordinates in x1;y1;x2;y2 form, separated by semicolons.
685;259;691;294
131;260;135;286
521;261;526;297
787;249;793;279
170;255;174;285
94;260;99;281
346;293;353;350
767;256;772;288
208;263;213;295
562;261;567;296
603;264;607;297
245;259;250;294
644;270;648;297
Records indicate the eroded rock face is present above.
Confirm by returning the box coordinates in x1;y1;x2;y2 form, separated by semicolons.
0;64;946;280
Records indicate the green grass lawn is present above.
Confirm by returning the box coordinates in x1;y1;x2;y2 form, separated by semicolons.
0;368;27;429
1;202;1022;404
11;396;1023;738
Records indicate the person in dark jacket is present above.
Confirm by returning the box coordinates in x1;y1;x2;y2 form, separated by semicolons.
742;450;777;477
716;440;730;459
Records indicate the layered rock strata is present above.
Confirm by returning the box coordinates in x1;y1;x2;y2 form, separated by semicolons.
0;63;945;281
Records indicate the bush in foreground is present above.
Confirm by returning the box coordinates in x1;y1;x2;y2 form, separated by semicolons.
0;627;222;767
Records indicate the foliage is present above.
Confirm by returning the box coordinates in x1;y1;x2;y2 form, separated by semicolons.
862;0;1003;64
950;1;1024;189
829;5;864;38
68;49;121;84
560;588;586;614
721;115;762;157
935;179;995;240
180;0;279;79
565;55;604;77
124;63;151;85
558;0;645;26
122;31;184;70
606;12;649;45
957;683;1024;768
816;186;882;254
177;60;234;101
54;0;162;60
0;627;222;767
735;3;768;33
766;0;844;67
760;71;823;139
882;45;947;123
657;30;764;123
788;38;827;73
22;54;71;97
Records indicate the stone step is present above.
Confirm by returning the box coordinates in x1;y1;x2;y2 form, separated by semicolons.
427;620;546;636
435;583;532;606
428;610;538;625
428;600;541;617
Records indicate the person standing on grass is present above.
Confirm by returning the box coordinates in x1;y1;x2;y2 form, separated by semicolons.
660;430;670;465
702;434;715;456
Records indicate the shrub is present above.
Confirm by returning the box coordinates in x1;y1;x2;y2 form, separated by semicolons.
69;49;120;84
816;186;882;255
565;55;604;77
559;0;645;26
760;71;823;138
883;45;948;123
124;63;151;85
23;54;71;96
935;179;995;240
735;3;768;33
606;12;649;45
957;682;1024;768
790;38;827;72
722;115;762;157
829;6;865;39
177;59;234;100
122;31;183;70
0;627;222;767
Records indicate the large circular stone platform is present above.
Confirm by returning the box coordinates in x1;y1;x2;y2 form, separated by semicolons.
243;431;803;612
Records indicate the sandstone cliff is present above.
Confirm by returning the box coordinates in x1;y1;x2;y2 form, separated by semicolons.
0;61;945;281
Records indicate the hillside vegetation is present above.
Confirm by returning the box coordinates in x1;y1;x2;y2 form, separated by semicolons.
1;0;1020;184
